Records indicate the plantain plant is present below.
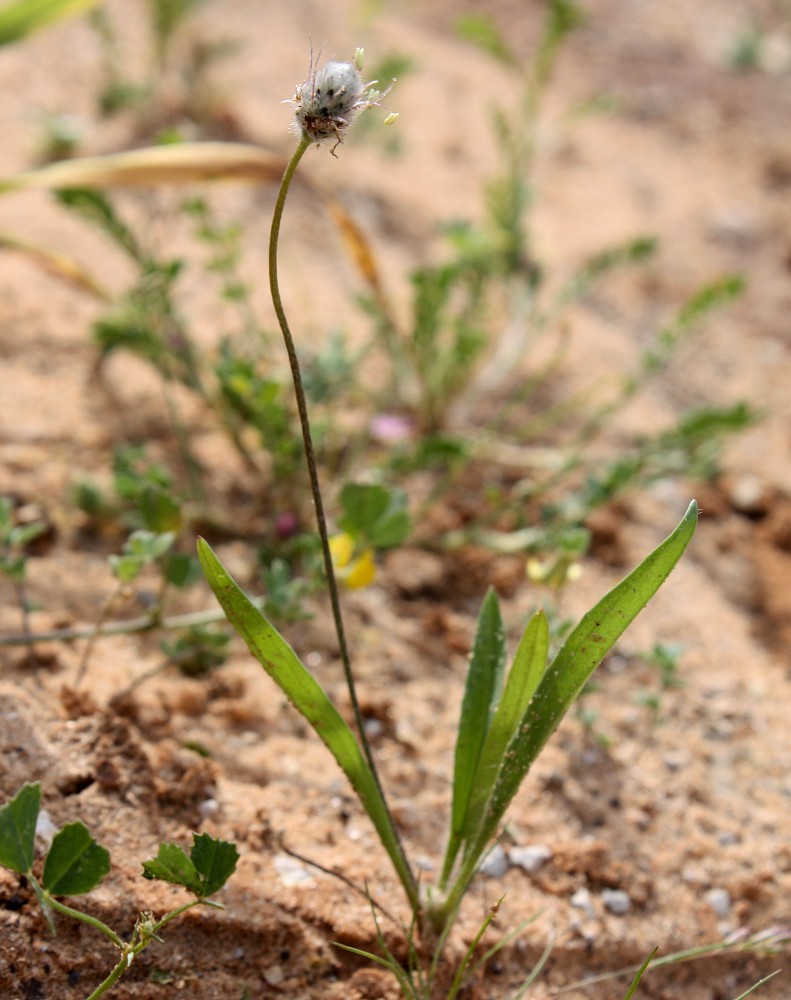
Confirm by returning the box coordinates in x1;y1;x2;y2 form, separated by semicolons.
0;12;761;996
197;45;700;997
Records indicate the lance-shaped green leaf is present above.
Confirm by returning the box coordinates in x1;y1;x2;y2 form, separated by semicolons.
441;588;507;883
0;782;41;875
461;609;549;863
42;822;110;895
466;501;698;866
197;538;418;910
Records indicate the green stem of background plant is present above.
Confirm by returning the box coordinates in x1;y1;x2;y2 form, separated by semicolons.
268;137;405;864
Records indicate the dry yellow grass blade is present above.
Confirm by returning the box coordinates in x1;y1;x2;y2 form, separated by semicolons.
326;196;385;299
0;143;287;193
0;232;110;299
0;141;390;313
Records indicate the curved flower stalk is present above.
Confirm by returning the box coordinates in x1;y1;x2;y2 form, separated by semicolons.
267;48;400;791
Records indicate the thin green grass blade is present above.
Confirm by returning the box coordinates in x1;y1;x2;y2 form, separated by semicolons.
730;972;780;999
622;948;657;999
0;0;100;46
442;588;507;882
549;929;785;996
445;897;504;1000
461;610;549;862
474;910;542;971
334;944;418;999
454;909;549;1000
337;896;421;999
509;928;555;1000
466;501;698;872
197;538;417;909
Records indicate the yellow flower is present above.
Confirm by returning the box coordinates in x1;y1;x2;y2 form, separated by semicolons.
329;532;376;589
526;553;582;590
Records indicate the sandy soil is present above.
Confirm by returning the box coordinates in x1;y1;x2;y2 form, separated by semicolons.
1;1;790;998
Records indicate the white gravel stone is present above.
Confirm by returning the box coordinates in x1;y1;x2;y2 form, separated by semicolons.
704;887;732;918
570;887;596;918
508;844;553;873
479;844;509;878
263;965;284;986
601;888;632;915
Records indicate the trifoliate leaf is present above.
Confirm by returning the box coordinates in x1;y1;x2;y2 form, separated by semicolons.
142;835;238;898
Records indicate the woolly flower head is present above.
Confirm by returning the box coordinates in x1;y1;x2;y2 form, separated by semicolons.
288;47;397;155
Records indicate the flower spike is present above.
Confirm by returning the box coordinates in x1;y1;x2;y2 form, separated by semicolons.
288;48;396;156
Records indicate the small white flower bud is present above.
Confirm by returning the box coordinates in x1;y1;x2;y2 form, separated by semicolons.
288;47;397;156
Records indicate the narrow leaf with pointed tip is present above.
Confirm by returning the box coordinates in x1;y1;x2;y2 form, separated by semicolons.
197;537;419;911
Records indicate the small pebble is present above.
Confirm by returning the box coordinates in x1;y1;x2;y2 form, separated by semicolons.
363;718;384;739
508;844;553;873
273;853;314;887
708;206;759;248
663;751;688;772
35;810;57;849
570;887;596;919
479;844;509;878
601;888;631;915
198;797;219;819
263;965;284;986
681;864;706;885
704;887;732;919
728;474;767;514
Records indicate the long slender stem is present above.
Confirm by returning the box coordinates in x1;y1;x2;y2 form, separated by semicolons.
75;581;125;685
84;957;130;1000
151;897;203;934
268;139;412;887
39;890;124;948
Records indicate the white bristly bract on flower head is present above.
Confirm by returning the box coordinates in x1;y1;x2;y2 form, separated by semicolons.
288;47;397;156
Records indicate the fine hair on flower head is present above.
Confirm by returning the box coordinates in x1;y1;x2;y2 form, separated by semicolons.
288;45;397;155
